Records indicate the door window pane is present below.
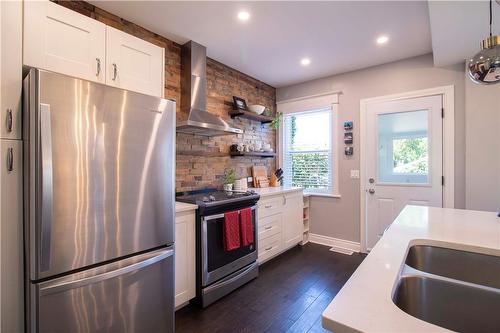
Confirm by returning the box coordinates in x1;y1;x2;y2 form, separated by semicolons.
378;110;429;184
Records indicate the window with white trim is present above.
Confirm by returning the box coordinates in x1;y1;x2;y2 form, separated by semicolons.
282;107;336;194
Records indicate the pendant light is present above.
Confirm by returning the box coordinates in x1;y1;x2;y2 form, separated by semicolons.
468;0;500;84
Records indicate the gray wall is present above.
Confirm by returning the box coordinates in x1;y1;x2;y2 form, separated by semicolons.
465;76;500;211
277;54;466;243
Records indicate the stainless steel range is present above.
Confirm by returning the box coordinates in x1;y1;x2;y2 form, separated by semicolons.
176;189;260;307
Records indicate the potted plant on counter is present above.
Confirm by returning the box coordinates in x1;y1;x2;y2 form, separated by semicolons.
223;168;236;191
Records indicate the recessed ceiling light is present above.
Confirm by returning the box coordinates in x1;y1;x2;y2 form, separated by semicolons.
237;11;250;21
377;35;389;45
301;58;311;66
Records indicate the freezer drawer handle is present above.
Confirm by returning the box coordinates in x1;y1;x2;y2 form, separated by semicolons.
39;248;174;295
6;147;13;172
40;104;53;272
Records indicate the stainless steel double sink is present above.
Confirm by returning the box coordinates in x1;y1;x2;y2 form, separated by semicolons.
392;244;500;332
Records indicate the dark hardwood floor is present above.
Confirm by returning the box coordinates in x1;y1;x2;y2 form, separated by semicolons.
175;243;366;333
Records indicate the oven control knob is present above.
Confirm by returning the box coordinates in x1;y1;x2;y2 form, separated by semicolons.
209;195;216;201
202;196;209;202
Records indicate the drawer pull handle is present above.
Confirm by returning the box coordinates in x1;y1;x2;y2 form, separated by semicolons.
264;205;272;208
265;246;273;251
6;147;13;172
6;109;13;133
264;226;272;230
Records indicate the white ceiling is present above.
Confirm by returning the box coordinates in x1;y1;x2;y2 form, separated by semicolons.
90;1;432;87
429;0;500;67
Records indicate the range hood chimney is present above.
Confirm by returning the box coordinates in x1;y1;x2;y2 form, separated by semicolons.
177;41;242;136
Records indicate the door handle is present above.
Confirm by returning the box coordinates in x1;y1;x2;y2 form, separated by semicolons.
112;63;118;81
95;58;101;77
6;108;13;133
40;103;54;272
40;248;174;295
368;189;375;194
6;147;13;172
264;226;272;230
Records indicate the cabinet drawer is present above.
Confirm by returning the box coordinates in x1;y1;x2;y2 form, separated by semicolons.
258;233;282;264
258;214;282;241
258;196;284;218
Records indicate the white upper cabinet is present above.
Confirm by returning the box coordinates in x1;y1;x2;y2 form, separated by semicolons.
106;26;164;97
23;1;165;97
23;0;106;83
1;0;23;139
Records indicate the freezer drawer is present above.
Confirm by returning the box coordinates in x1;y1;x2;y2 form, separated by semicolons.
28;247;174;333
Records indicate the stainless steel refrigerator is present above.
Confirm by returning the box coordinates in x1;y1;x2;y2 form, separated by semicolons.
23;68;176;333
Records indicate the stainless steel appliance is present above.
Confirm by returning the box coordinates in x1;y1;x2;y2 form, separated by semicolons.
176;41;242;136
176;189;260;307
23;69;176;332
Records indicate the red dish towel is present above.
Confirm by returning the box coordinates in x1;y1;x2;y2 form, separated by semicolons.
240;208;254;246
223;211;241;251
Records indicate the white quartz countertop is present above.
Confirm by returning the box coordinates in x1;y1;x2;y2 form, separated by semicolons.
249;186;303;197
175;201;198;213
322;205;500;333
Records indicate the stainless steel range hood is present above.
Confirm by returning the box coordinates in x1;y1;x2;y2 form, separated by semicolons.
177;41;242;136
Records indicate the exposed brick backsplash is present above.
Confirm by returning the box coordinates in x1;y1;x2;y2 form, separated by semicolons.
56;1;277;192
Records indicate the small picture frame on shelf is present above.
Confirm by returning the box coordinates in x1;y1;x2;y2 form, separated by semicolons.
345;146;354;156
344;132;353;144
232;96;248;111
344;121;353;131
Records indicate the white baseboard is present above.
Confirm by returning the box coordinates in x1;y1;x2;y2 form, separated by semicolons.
309;233;361;253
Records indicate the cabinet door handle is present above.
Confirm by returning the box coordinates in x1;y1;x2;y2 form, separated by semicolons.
283;195;287;205
112;63;118;81
6;147;13;172
95;58;101;77
265;246;273;251
264;204;272;209
264;226;272;230
6;108;13;133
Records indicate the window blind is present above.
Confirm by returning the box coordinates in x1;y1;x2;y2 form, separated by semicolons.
283;108;333;193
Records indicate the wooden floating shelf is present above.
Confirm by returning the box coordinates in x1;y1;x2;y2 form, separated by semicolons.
230;151;276;158
177;150;228;157
229;110;274;124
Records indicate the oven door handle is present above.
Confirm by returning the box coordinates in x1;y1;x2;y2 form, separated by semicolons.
202;205;257;222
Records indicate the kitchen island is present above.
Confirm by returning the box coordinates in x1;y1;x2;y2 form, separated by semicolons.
322;205;500;332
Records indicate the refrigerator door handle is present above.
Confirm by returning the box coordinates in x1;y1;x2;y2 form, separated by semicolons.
39;248;174;295
40;103;53;272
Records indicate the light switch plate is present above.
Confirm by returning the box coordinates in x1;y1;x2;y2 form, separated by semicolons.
350;170;360;179
247;177;253;183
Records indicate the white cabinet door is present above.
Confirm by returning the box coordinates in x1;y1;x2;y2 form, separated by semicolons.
174;211;196;309
106;26;164;97
0;140;24;333
23;0;106;83
1;1;22;139
283;193;303;249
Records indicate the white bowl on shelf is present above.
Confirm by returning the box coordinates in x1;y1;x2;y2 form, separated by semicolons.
248;105;266;115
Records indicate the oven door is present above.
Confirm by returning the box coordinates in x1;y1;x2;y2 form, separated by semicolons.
201;205;258;286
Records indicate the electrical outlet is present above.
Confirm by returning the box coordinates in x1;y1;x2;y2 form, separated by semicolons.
350;170;360;179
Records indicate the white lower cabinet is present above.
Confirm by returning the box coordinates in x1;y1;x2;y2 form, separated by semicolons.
257;190;303;264
174;210;196;309
283;193;304;250
0;140;24;333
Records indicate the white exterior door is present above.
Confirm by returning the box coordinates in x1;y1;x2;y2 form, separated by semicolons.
365;95;443;250
23;0;106;83
106;26;164;97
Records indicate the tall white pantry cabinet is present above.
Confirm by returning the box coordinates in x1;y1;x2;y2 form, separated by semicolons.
1;1;24;332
